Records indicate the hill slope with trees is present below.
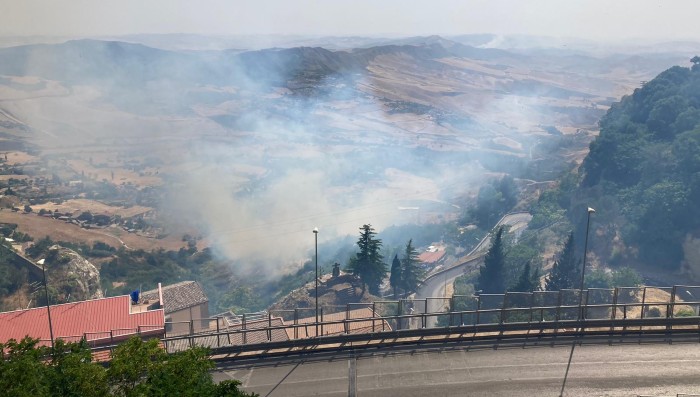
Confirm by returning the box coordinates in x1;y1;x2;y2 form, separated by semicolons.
572;57;700;272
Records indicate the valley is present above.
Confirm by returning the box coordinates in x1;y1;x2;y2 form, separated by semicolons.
0;34;693;313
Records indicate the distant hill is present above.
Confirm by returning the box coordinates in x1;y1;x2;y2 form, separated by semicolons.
0;39;212;85
0;37;526;89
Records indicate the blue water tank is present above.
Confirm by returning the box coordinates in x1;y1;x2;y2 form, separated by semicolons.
130;290;139;304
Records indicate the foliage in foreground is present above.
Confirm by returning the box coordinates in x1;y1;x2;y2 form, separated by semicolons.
0;336;257;397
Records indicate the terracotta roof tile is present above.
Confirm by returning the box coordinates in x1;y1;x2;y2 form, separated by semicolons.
0;295;164;346
141;281;208;314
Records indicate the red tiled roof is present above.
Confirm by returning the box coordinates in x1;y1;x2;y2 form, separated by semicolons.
0;295;164;345
419;250;445;264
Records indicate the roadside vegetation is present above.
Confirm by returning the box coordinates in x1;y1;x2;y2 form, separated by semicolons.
0;336;256;397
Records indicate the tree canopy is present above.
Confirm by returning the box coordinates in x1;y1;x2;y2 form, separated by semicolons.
545;232;580;291
389;254;402;298
0;336;256;397
400;239;424;296
478;227;506;293
578;60;700;269
347;224;387;295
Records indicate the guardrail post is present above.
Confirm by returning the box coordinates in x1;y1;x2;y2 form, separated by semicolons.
109;330;114;354
555;290;562;322
476;295;481;325
372;302;376;332
268;312;272;341
529;293;534;323
188;321;194;348
670;285;677;319
423;299;428;329
449;297;454;327
501;293;507;325
321;307;324;336
398;300;403;330
583;289;590;320
216;316;221;347
294;309;299;339
641;287;647;319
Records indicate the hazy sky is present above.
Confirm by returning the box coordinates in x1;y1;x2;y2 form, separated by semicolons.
1;0;698;41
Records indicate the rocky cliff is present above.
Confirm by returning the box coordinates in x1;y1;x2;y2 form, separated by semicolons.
44;245;103;302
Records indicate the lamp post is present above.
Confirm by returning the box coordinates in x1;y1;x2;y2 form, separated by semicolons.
578;207;595;319
560;206;595;397
313;227;319;337
39;259;55;353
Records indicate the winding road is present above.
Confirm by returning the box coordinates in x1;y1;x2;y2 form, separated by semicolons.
415;212;533;328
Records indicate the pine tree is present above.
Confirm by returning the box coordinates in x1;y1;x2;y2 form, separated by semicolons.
401;239;423;296
347;224;387;295
389;254;402;298
545;232;580;291
478;227;506;293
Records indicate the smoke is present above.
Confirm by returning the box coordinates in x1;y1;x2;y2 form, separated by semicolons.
0;35;642;277
157;83;473;273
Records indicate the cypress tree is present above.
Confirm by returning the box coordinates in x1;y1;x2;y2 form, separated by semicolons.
401;239;423;296
389;254;402;298
348;224;387;295
545;232;580;291
478;227;506;293
511;261;540;292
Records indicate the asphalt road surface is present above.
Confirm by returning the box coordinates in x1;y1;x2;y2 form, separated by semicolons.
414;212;533;328
213;341;700;396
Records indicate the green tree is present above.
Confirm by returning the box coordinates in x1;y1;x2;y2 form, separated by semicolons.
510;261;540;292
0;337;51;397
347;224;387;295
389;254;402;298
471;176;519;229
477;227;506;293
49;339;109;397
400;239;424;296
611;267;642;287
107;337;257;397
545;232;580;291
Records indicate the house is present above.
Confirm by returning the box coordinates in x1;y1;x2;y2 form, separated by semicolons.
0;295;164;347
418;244;446;266
140;281;209;336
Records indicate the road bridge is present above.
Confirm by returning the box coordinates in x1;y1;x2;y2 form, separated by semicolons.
212;335;700;396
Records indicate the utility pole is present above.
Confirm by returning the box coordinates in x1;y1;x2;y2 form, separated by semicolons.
313;227;319;338
40;259;55;354
560;207;595;397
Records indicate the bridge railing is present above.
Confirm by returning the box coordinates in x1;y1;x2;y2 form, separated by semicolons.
160;285;700;353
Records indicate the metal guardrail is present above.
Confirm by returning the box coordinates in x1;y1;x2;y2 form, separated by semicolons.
159;285;700;354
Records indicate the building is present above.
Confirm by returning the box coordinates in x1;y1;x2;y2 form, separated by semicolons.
0;295;164;347
418;244;446;267
140;281;209;335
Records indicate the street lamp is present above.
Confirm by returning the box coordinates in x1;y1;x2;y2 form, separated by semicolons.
578;207;595;319
38;258;55;353
560;206;595;397
313;227;319;337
